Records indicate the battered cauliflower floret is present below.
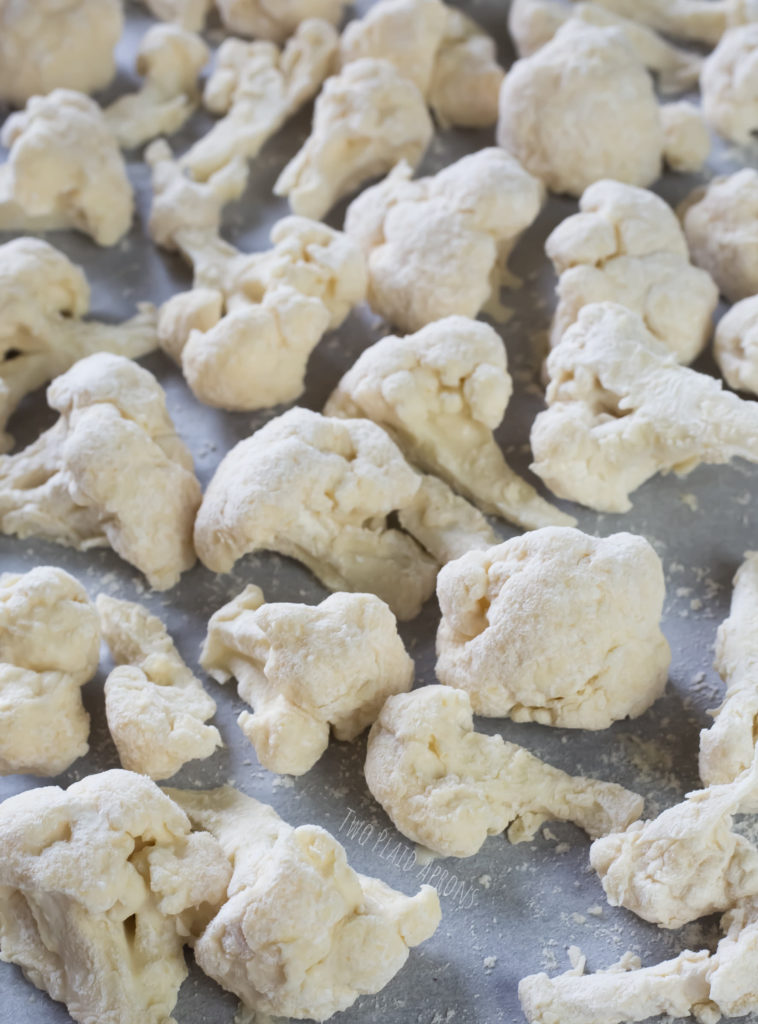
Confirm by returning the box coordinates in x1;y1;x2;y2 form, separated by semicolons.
531;303;758;512
200;585;413;775
0;0;122;105
497;23;667;197
0;770;232;1024
701;25;758;144
339;0;504;128
365;687;644;858
325;316;572;529
343;148;544;333
0;353;201;591
590;757;758;929
508;0;703;94
215;0;348;41
97;595;221;781
681;169;758;303
0;237;158;453
182;20;338;182
146;182;367;409
274;58;434;220
0;90;134;246
435;528;670;728
520;899;758;1024
104;24;210;150
578;0;758;46
0;567;99;777
168;786;441;1021
659;100;711;173
193;407;493;620
545;180;718;361
700;554;758;786
715;295;758;394
139;0;214;32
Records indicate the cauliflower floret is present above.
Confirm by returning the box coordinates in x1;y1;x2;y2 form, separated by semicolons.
531;303;758;512
715;295;758;394
168;785;441;1020
701;25;758;144
181;20;338;182
0;90;134;246
0;770;231;1024
200;585;413;775
435;527;670;728
146;177;367;408
508;0;703;94
681;170;758;303
545;180;718;362
97;595;221;781
325;316;572;529
0;237;158;453
139;0;214;31
0;567;99;777
587;0;758;46
700;553;758;786
0;0;122;105
343;148;544;333
659;100;712;173
274;58;434;220
497;23;668;197
0;353;201;591
193;407;493;620
365;686;643;858
215;0;348;41
104;24;209;150
590;757;758;929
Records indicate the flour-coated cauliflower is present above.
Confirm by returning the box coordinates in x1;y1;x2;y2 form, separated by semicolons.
715;295;758;394
343;148;543;333
659;100;712;172
365;686;644;858
0;354;201;590
201;584;413;775
274;58;433;220
97;595;221;780
140;0;214;31
531;303;758;512
435;527;670;728
545;180;718;361
578;0;758;46
215;0;348;41
325;316;572;529
0;90;134;246
701;25;758;143
0;567;99;776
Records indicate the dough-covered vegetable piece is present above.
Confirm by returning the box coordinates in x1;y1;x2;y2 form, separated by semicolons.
0;237;158;453
700;553;758;786
0;0;122;105
182;19;338;181
140;0;214;31
531;303;758;512
0;90;134;246
659;99;711;173
97;595;221;780
0;770;232;1024
0;566;98;776
585;0;758;46
365;686;644;858
216;0;348;41
520;897;758;1024
343;148;544;333
169;785;441;1020
590;757;758;929
681;169;758;303
435;527;670;728
715;295;758;395
193;407;493;620
701;25;758;144
147;166;367;408
104;24;209;150
497;23;663;197
0;353;201;591
545;180;718;361
508;0;703;94
325;316;572;529
201;585;413;775
274;58;433;220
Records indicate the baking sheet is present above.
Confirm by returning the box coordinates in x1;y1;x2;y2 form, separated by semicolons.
1;2;757;1022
